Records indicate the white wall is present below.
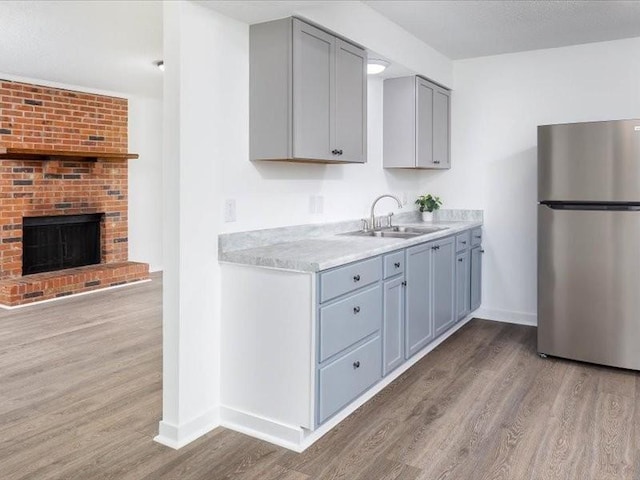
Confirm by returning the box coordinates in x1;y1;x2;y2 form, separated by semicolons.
129;96;164;272
222;76;443;232
443;36;640;325
217;2;458;233
157;0;239;448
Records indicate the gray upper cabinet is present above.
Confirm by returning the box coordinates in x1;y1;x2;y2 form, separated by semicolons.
384;75;451;169
292;20;333;161
334;39;367;163
250;17;367;163
433;87;451;168
416;78;434;167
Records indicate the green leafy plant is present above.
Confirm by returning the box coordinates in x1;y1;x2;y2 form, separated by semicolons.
415;194;443;213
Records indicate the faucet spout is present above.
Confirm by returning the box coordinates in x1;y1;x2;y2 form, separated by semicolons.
370;194;403;230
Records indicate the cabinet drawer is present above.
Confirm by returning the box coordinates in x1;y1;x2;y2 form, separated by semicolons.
318;335;382;424
383;250;404;279
319;285;382;362
455;231;471;252
319;257;381;303
471;228;483;246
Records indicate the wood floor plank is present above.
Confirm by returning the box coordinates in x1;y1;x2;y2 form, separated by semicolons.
1;275;639;479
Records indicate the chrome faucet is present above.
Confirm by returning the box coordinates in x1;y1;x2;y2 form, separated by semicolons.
370;194;402;230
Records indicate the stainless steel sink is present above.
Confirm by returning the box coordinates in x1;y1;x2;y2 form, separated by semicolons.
339;225;448;239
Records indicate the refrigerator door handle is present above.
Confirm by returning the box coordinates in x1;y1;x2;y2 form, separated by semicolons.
541;202;640;211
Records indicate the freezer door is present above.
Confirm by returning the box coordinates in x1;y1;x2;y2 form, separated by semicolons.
538;119;640;202
538;204;640;369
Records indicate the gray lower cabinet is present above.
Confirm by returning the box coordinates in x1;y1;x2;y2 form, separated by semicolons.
250;17;366;163
405;243;433;358
433;237;455;337
316;227;482;426
383;75;451;169
317;257;383;425
456;251;471;320
318;335;381;424
319;284;381;362
470;245;483;311
383;275;405;375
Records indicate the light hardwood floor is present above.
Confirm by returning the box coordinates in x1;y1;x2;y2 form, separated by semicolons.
1;273;638;479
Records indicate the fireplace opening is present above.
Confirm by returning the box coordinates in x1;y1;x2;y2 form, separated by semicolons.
22;214;103;275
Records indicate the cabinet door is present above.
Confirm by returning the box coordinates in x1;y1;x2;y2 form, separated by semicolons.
433;237;455;337
383;276;404;375
470;246;482;311
405;243;432;358
456;251;470;320
415;77;434;168
292;19;334;161
334;39;366;163
433;86;450;168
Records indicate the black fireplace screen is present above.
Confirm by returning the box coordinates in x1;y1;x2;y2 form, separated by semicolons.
22;214;103;275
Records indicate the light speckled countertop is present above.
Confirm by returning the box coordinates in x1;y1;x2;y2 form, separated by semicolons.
219;210;483;273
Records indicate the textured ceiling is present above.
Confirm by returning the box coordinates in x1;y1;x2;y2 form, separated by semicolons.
363;0;640;59
0;1;162;97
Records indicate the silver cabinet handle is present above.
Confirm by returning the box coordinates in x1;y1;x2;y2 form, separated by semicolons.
353;361;360;369
353;306;360;314
353;274;361;282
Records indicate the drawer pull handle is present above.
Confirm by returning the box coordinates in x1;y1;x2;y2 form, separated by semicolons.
401;281;407;287
461;241;467;244
353;361;360;369
394;262;401;268
475;235;482;239
480;249;485;253
353;306;361;314
458;258;463;262
353;274;361;282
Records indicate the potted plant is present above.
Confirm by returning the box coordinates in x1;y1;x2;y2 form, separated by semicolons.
415;194;442;222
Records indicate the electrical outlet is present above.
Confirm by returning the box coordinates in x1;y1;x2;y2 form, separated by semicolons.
224;199;236;222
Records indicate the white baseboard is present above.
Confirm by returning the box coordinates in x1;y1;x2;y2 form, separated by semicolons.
154;407;219;450
474;307;537;327
219;406;306;452
220;315;475;452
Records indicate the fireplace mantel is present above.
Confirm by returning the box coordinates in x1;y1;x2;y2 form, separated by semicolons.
0;147;139;162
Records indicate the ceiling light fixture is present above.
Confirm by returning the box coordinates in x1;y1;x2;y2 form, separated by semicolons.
367;59;389;75
155;60;165;72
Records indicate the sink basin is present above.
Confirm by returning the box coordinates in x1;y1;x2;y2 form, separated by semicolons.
340;225;449;239
384;226;448;234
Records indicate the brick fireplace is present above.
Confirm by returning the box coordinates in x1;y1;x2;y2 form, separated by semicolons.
0;80;149;307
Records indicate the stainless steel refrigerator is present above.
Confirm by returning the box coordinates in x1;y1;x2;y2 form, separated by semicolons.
538;119;640;370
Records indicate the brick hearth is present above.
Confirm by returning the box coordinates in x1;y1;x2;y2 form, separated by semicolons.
0;80;149;306
0;262;148;307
